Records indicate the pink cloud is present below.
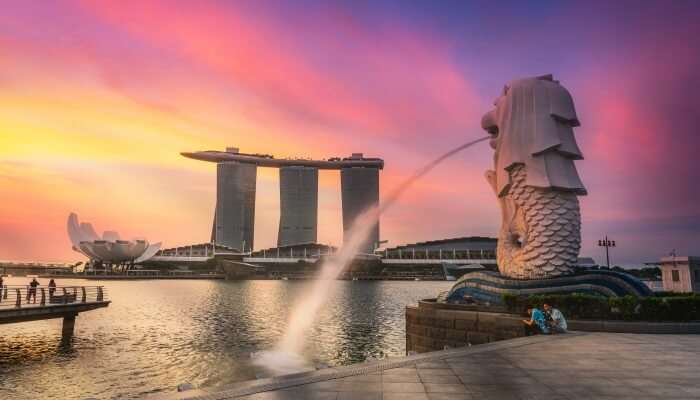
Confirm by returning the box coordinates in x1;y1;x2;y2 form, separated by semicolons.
78;0;480;138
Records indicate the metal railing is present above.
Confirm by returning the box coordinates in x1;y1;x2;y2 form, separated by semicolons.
382;249;497;260
249;248;335;259
0;285;108;309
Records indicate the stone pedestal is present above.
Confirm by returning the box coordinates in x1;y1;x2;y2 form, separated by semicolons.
446;270;653;304
406;300;526;353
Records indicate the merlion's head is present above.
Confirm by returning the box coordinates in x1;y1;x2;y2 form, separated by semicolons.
481;74;586;197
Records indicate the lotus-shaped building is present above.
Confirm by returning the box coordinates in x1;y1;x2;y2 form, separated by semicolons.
67;213;161;264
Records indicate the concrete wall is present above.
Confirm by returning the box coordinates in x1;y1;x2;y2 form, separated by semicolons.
340;167;379;253
278;166;318;247
406;302;525;353
406;300;700;353
215;162;257;252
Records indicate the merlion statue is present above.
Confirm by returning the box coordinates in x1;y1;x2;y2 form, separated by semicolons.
481;75;586;279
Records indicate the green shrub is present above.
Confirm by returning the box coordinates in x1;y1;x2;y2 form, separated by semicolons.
500;292;699;322
665;297;700;321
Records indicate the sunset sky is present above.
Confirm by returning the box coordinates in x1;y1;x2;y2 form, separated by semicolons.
1;0;698;265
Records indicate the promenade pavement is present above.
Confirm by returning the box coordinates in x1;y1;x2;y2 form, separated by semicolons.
173;333;700;400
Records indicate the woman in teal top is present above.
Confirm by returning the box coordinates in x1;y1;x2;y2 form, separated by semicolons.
523;307;550;334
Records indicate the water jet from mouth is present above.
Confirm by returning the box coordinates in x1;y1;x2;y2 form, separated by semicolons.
253;136;490;376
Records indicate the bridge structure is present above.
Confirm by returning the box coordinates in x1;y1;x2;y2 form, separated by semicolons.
181;147;383;254
0;285;109;339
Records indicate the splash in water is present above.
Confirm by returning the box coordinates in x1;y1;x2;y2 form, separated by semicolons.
253;136;489;375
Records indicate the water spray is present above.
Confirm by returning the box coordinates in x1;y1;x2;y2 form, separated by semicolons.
252;136;490;375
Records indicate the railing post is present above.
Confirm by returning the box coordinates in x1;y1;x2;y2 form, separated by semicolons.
97;286;103;302
3;285;7;299
40;288;46;306
15;288;21;308
73;287;77;302
62;288;68;304
81;287;86;303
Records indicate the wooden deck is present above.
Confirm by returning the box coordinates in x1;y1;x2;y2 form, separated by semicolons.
0;285;110;338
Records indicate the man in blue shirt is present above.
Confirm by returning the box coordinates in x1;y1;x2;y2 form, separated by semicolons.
523;307;550;335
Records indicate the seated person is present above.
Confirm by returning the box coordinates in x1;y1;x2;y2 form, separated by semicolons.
543;303;568;333
522;307;549;335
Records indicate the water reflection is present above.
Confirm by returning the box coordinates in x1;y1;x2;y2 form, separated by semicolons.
0;278;450;399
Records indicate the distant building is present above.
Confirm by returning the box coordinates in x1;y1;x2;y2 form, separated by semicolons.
183;147;383;251
1;261;73;276
340;163;380;254
660;256;700;293
642;279;665;292
155;242;240;258
278;166;318;247
576;257;598;268
249;243;336;259
381;237;497;261
214;161;257;252
379;237;497;279
67;213;161;267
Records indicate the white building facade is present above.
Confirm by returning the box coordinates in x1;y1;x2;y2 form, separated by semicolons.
660;256;700;293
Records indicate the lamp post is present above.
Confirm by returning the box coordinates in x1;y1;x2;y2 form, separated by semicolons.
598;235;616;268
671;249;677;267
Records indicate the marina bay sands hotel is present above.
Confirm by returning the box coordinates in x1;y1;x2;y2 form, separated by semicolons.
181;147;383;253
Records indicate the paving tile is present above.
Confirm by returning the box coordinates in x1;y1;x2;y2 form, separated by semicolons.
335;375;382;383
336;392;381;400
416;361;451;369
517;395;569;400
584;397;659;400
304;381;348;391
201;334;700;400
382;382;426;393
384;367;418;375
681;386;700;396
548;385;604;399
636;384;696;397
418;368;458;376
272;389;340;400
426;394;473;400
304;381;382;392
240;389;339;400
382;373;421;383
468;392;522;400
465;384;528;395
383;393;430;400
456;375;505;385
419;375;462;384
455;369;527;380
423;383;467;394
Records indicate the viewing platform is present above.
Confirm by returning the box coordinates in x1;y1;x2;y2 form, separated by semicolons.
158;332;700;400
0;285;110;339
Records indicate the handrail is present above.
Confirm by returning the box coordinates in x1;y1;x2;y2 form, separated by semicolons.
0;285;108;310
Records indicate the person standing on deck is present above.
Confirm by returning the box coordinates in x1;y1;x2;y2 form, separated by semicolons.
28;278;39;303
48;279;57;298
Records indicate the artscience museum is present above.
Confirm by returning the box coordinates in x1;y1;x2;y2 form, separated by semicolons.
67;213;161;269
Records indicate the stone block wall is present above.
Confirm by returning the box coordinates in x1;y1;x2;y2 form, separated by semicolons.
406;300;527;353
406;300;700;353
